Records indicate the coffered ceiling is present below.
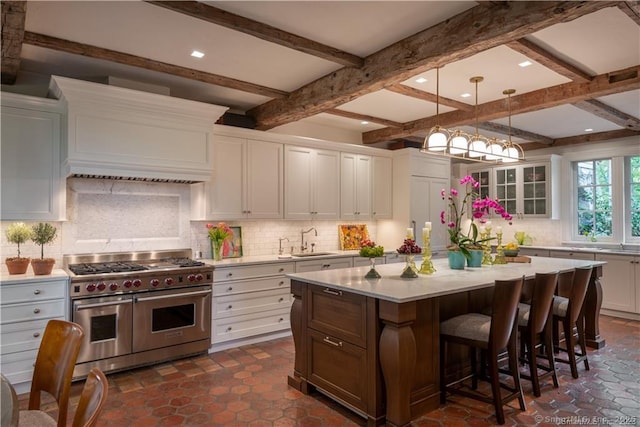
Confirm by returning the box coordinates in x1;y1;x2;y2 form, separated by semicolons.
2;1;639;152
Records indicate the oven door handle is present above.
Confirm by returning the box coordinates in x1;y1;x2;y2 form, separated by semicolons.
74;299;132;311
134;289;211;303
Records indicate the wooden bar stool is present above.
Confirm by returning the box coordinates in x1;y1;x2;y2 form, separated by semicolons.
515;272;559;397
440;277;525;425
553;266;593;379
72;368;109;427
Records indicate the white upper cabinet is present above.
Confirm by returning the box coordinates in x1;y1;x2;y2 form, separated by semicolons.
284;146;340;220
372;156;393;219
341;153;371;220
192;134;283;220
1;93;65;220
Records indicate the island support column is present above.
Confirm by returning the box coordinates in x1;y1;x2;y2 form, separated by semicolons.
584;265;605;349
378;300;417;427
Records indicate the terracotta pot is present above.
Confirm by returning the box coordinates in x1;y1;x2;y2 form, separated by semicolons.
5;257;30;275
31;258;55;275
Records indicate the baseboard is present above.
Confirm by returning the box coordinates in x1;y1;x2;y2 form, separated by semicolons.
209;330;292;353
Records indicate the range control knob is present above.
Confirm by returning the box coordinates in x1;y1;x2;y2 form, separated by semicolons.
165;277;174;286
187;274;196;282
132;279;142;288
109;283;118;291
150;279;160;287
97;282;106;291
195;274;203;282
123;280;133;288
86;283;96;292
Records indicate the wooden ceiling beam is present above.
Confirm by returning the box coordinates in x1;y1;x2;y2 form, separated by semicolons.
146;1;363;68
362;64;640;144
525;129;640;150
248;1;617;130
505;38;593;83
386;84;474;112
1;1;26;85
22;31;289;99
572;99;640;131
475;121;555;145
618;1;640;25
325;109;403;128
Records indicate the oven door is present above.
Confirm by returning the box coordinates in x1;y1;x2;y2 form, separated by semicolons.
132;285;212;353
72;294;133;363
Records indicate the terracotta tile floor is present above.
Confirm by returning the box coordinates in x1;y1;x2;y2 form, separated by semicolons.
18;315;639;426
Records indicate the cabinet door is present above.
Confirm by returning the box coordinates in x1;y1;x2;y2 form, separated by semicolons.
313;149;340;220
372;156;392;219
1;107;63;220
410;176;448;251
596;254;636;313
494;166;518;217
285;146;314;219
521;163;549;217
209;135;245;218
246;139;283;219
341;153;371;220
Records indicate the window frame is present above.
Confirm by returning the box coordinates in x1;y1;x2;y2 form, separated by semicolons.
625;155;640;244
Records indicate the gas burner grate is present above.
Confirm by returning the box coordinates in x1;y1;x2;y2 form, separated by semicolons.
165;258;206;268
68;262;149;276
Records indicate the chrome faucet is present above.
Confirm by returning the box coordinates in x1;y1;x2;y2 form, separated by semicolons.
278;237;289;255
301;227;318;252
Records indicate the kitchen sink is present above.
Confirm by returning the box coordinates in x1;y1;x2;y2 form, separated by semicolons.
291;252;334;257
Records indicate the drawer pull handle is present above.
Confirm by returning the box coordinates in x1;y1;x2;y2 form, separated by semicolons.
279;317;284;322
279;281;284;286
33;290;41;295
279;268;284;272
323;336;343;347
227;273;233;277
227;287;233;292
227;305;233;310
278;298;284;302
321;264;331;269
33;332;40;338
33;308;40;314
322;288;342;296
226;327;232;332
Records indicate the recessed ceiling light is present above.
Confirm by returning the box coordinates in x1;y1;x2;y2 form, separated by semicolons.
191;50;205;59
415;77;428;84
585;128;593;132
361;121;369;125
460;93;471;98
518;60;532;68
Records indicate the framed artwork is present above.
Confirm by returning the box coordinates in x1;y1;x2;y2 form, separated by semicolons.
339;224;369;250
211;226;243;258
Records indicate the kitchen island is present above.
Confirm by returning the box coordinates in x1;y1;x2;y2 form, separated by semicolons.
286;257;605;427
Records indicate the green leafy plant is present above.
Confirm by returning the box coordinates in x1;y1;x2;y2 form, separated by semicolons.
31;223;57;259
5;222;32;258
359;239;384;257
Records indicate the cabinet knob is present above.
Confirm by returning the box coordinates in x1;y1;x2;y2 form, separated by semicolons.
279;268;284;272
227;287;233;292
33;289;41;295
33;332;40;338
278;297;284;302
322;264;331;269
227;273;233;277
227;305;233;310
279;317;284;322
33;308;40;314
226;327;232;332
279;281;284;286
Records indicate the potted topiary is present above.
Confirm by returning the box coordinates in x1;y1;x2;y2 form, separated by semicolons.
30;222;57;275
5;222;33;274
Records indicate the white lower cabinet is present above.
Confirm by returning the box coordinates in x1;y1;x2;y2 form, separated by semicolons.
518;248;550;257
295;257;353;273
596;254;638;315
211;262;295;351
0;275;68;393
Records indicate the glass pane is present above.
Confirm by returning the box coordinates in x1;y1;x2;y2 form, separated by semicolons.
596;212;612;236
480;188;489;199
506;200;516;214
524;199;534;214
472;172;480;181
496;170;505;185
480;171;489;185
523;183;534;198
632;212;640;237
506;184;516;199
577;187;593;210
535;166;546;181
91;314;116;342
523;167;534;183
578;211;594;235
535;183;546;198
152;304;195;332
506;168;516;183
577;162;593;186
595;159;611;186
595;186;612;209
497;186;505;199
535;200;546;215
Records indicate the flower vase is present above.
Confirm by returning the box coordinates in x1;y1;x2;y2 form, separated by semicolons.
211;240;223;261
401;255;418;278
364;257;381;279
467;249;483;268
447;250;465;270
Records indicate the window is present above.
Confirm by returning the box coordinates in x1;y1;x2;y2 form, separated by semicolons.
628;156;640;239
576;159;612;238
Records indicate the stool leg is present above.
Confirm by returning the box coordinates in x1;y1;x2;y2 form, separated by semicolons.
488;354;505;425
471;347;478;390
564;319;579;379
509;328;526;411
527;331;541;397
543;320;559;389
576;315;590;371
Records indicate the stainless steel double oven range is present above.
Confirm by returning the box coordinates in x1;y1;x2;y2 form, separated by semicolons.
64;249;212;378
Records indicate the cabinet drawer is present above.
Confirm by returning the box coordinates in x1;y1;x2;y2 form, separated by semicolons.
0;300;65;324
214;276;290;296
0;280;66;304
212;308;290;343
385;253;403;264
295;258;352;273
307;328;367;412
549;250;595;261
1;348;38;385
0;318;61;355
518;248;550;257
214;262;294;282
308;285;367;347
214;289;292;319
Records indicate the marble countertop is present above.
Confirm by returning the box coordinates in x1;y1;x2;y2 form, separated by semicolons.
520;245;638;256
286;256;605;304
199;250;388;267
0;268;69;284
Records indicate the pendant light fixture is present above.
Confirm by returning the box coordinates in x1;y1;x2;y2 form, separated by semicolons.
500;89;524;163
423;67;450;151
467;76;489;158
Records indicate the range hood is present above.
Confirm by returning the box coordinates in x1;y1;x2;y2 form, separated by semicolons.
49;76;228;183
